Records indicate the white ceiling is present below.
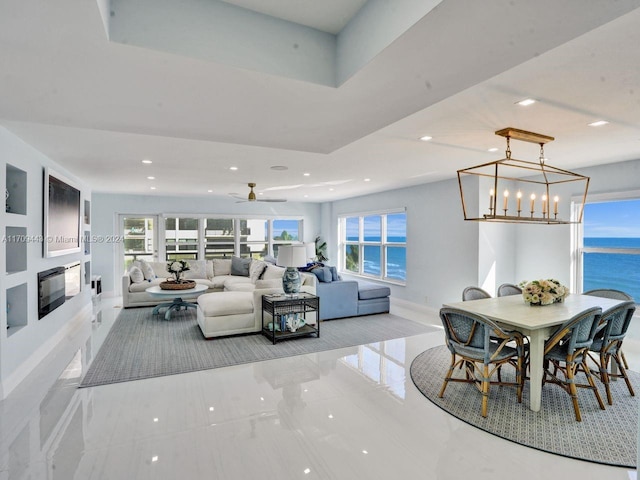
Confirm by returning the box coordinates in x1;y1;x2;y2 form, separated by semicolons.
2;0;640;203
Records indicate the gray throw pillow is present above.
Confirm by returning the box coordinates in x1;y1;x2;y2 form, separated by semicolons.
312;266;333;283
231;256;251;277
329;266;339;281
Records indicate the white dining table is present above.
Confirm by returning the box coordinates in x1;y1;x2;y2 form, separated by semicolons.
443;294;625;412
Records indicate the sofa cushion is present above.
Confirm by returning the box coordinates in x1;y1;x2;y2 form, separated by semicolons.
129;266;145;283
312;266;333;283
262;264;285;280
184;260;208;280
198;292;254;316
231;256;251;276
249;260;268;283
255;278;283;289
136;259;157;280
128;278;162;292
213;258;232;276
211;276;230;289
223;276;253;289
358;283;391;300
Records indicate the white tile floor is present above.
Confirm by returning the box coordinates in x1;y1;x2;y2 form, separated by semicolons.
0;297;637;480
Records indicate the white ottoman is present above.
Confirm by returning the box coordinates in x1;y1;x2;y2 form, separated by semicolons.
197;292;258;338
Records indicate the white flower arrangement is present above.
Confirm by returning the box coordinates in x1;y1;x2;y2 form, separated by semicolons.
520;279;569;306
167;260;190;283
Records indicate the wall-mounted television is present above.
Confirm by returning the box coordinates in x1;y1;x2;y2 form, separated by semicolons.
44;168;82;258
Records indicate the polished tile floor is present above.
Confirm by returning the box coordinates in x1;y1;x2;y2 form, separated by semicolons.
0;297;637;480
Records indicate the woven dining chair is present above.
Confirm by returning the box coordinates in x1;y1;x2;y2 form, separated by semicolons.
497;283;523;297
542;306;605;421
587;300;636;405
462;286;491;301
583;288;634;369
438;307;526;418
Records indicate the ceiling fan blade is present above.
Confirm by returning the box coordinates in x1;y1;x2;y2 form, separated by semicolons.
257;198;287;202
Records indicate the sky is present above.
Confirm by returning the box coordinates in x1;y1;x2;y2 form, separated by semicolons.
584;199;640;237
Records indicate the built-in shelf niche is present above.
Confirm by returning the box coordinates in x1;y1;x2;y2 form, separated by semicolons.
84;230;90;255
84;199;90;225
6;164;27;215
84;261;91;285
6;226;27;274
7;283;28;336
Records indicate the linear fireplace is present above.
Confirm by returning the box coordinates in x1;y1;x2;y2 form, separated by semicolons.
38;267;65;319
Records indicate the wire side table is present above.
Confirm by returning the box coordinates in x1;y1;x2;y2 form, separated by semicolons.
261;293;320;345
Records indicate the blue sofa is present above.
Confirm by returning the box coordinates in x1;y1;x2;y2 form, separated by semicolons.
315;279;391;320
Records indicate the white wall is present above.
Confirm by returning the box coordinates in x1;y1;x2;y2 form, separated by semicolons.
91;193;322;295
0;127;92;399
323;177;480;311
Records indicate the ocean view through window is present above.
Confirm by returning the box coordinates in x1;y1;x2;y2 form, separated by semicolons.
582;198;640;301
340;211;406;283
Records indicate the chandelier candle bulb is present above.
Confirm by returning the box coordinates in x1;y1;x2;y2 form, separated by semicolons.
489;188;494;212
554;196;559;215
542;194;548;216
516;191;522;212
503;190;509;211
530;193;535;214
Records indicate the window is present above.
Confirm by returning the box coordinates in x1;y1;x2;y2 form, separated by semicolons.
580;198;640;301
162;216;303;261
165;217;199;261
340;211;406;283
123;217;155;269
204;218;234;259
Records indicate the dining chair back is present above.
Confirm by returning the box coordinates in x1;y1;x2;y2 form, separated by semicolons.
438;307;525;417
583;289;633;301
588;300;636;404
497;283;523;297
543;306;605;421
462;286;491;301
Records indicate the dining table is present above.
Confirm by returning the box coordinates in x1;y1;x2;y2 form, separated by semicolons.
443;293;626;412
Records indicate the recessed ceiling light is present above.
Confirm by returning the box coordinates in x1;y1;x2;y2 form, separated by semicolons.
147;176;155;180
207;189;213;193
229;166;238;171
150;186;156;190
270;165;288;171
303;172;310;176
488;147;499;152
142;159;152;164
329;188;334;191
304;194;308;198
588;120;609;127
364;178;371;182
419;135;432;141
516;98;536;106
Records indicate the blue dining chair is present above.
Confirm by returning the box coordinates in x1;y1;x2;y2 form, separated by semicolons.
542;306;605;421
439;307;526;417
588;300;636;405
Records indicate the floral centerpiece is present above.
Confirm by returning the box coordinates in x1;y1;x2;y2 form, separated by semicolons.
166;260;191;283
520;279;569;306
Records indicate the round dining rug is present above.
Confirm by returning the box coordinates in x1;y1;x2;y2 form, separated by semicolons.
410;345;638;468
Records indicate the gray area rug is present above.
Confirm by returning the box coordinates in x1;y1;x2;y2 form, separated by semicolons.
80;307;435;387
410;345;638;468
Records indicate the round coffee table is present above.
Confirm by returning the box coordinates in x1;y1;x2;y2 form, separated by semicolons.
146;284;209;320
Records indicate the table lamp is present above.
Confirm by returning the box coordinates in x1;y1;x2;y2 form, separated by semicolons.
277;245;308;295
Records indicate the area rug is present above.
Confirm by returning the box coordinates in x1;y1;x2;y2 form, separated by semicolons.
80;307;436;388
410;345;638;468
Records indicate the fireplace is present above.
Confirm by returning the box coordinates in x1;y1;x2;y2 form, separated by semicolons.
38;267;65;319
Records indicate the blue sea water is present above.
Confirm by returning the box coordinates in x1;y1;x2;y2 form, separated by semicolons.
583;237;640;301
361;238;407;280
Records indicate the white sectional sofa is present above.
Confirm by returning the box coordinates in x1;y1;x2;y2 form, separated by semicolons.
121;258;316;308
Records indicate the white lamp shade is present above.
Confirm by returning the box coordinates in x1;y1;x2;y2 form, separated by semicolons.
277;245;309;268
305;242;316;261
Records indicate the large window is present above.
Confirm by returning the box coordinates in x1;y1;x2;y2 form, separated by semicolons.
580;198;640;301
163;216;302;261
340;211;406;283
122;216;156;269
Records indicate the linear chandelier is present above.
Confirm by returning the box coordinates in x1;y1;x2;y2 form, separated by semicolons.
457;128;590;224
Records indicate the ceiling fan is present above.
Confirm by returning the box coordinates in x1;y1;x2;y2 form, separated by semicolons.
230;183;287;203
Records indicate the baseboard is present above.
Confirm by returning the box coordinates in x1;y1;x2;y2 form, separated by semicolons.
390;297;441;327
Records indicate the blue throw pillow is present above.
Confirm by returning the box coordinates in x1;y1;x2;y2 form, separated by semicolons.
231;256;251;277
329;266;339;281
312;266;333;283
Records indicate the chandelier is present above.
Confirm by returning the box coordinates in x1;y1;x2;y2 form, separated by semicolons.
457;128;590;224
